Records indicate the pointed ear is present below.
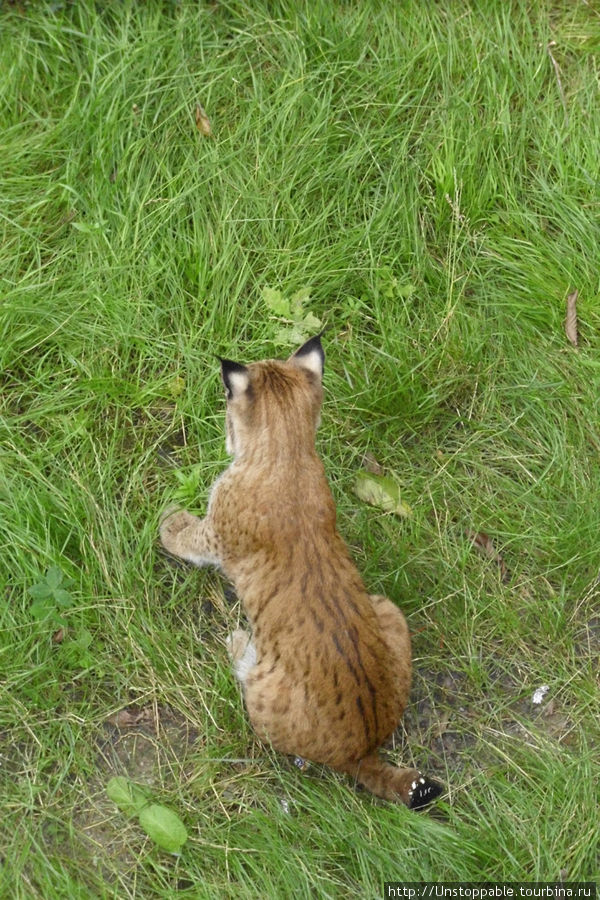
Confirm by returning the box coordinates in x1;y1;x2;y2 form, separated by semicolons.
290;335;324;381
219;358;250;399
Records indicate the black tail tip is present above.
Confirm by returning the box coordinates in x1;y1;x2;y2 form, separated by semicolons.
408;774;444;809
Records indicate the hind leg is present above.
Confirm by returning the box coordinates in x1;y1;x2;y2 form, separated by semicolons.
226;629;273;742
366;594;443;807
226;633;305;756
369;594;412;709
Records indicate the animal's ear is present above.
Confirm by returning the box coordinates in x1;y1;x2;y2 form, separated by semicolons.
289;334;324;381
220;358;250;399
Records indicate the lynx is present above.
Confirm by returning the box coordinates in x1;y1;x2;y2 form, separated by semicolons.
160;336;442;807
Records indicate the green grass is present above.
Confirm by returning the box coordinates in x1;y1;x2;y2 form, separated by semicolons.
1;0;599;895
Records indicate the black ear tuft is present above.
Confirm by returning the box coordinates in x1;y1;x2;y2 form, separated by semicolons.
290;334;325;379
219;358;250;399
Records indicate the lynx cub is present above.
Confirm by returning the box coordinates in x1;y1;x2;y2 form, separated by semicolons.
160;336;442;807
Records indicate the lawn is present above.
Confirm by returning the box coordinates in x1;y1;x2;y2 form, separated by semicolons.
1;1;599;896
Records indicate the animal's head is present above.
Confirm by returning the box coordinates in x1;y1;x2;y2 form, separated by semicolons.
219;336;325;458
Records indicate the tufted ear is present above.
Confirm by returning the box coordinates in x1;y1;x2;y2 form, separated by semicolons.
289;335;324;381
220;358;250;399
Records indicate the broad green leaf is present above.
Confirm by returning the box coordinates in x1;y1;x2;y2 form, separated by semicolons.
71;220;101;234
46;567;63;590
397;282;416;298
273;326;296;346
106;776;150;817
290;287;311;315
262;287;289;316
28;582;52;600
354;472;412;517
301;311;322;332
288;324;310;345
74;627;93;649
138;803;188;854
30;598;55;620
53;589;74;609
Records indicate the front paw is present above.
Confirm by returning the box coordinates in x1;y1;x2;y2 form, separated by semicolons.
159;506;195;554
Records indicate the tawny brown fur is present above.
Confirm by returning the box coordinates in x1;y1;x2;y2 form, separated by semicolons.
160;338;441;806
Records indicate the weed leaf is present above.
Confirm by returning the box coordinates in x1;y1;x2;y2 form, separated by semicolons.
28;582;53;600
262;284;322;345
106;780;188;853
302;311;322;332
30;598;55;620
74;627;93;649
53;589;74;608
273;319;323;347
288;324;310;345
354;472;412;517
138;803;188;854
172;465;204;506
290;287;311;315
262;287;290;316
106;776;151;817
46;567;64;589
273;326;298;346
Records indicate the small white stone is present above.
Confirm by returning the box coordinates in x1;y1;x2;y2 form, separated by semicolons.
532;685;550;705
419;776;425;784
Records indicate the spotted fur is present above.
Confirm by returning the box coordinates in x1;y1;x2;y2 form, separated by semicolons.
160;336;442;807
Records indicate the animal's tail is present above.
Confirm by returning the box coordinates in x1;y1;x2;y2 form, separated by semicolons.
339;753;443;808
